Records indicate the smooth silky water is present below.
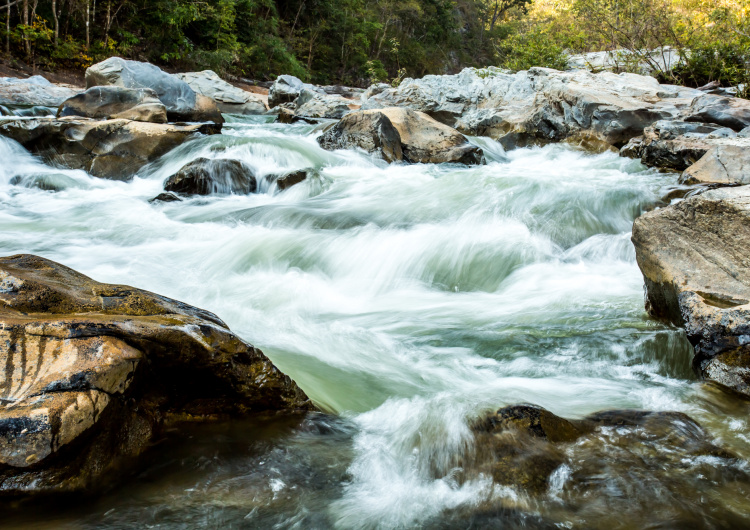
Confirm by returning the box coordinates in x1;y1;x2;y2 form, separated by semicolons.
1;115;749;529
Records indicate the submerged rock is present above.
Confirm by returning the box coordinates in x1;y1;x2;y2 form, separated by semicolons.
0;76;78;107
164;158;257;195
57;86;167;123
632;186;750;396
174;70;267;115
149;192;183;203
470;404;734;494
318;108;485;165
0;117;221;180
86;57;223;124
0;254;310;496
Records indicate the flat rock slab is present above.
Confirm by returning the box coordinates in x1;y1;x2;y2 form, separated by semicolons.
0;254;310;495
632;186;750;395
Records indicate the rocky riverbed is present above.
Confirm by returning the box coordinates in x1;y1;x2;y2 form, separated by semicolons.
1;58;750;527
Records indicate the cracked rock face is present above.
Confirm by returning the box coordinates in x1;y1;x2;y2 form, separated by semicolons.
58;86;167;123
632;186;750;395
0;254;311;495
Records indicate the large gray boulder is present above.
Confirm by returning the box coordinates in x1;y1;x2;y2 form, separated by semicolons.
174;70;267;115
632;186;750;396
0;76;78;107
57;86;167;123
0;116;221;180
86;57;223;123
686;94;750;131
318;108;484;165
294;88;359;119
268;75;306;108
0;254;310;495
363;67;702;149
164;158;257;195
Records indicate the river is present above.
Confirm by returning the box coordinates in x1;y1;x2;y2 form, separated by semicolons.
2;114;749;529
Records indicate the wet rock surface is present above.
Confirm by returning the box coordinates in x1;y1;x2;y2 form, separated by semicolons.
164;157;257;195
0;254;311;496
174;70;267;115
294;88;359;119
632;186;750;395
57;86;167;123
318;108;485;165
86;58;223;124
0;117;221;180
469;404;739;497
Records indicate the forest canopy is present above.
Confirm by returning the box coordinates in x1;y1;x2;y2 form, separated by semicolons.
1;0;748;90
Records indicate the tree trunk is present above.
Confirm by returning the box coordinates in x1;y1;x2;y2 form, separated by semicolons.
5;0;9;55
52;0;58;46
85;0;90;47
104;0;110;46
22;0;29;58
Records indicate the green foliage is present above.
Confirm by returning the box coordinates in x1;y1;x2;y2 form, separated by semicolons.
495;23;569;72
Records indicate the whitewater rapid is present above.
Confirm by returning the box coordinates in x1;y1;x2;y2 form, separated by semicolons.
2;115;749;528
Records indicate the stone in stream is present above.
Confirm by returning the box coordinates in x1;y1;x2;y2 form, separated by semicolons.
57;86;167;123
149;191;183;203
164;158;257;195
0;76;78;107
275;169;311;191
86;57;223;124
686;94;750;131
317;108;485;165
632;186;750;396
0;117;221;181
681;143;750;186
469;404;734;495
174;70;268;115
0;254;311;496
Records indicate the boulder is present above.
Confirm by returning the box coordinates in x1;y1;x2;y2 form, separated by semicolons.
57;86;167;123
86;57;223;124
0;76;78;107
149;192;182;203
174;71;267;115
632;186;750;396
620;120;737;171
268;75;306;108
294;88;359;119
0;117;221;180
681;143;750;186
0;254;310;495
686;94;750;131
164;158;257;195
363;67;701;148
317;108;485;165
274;107;316;124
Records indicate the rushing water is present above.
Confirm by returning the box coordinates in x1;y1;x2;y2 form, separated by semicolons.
2;115;750;529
